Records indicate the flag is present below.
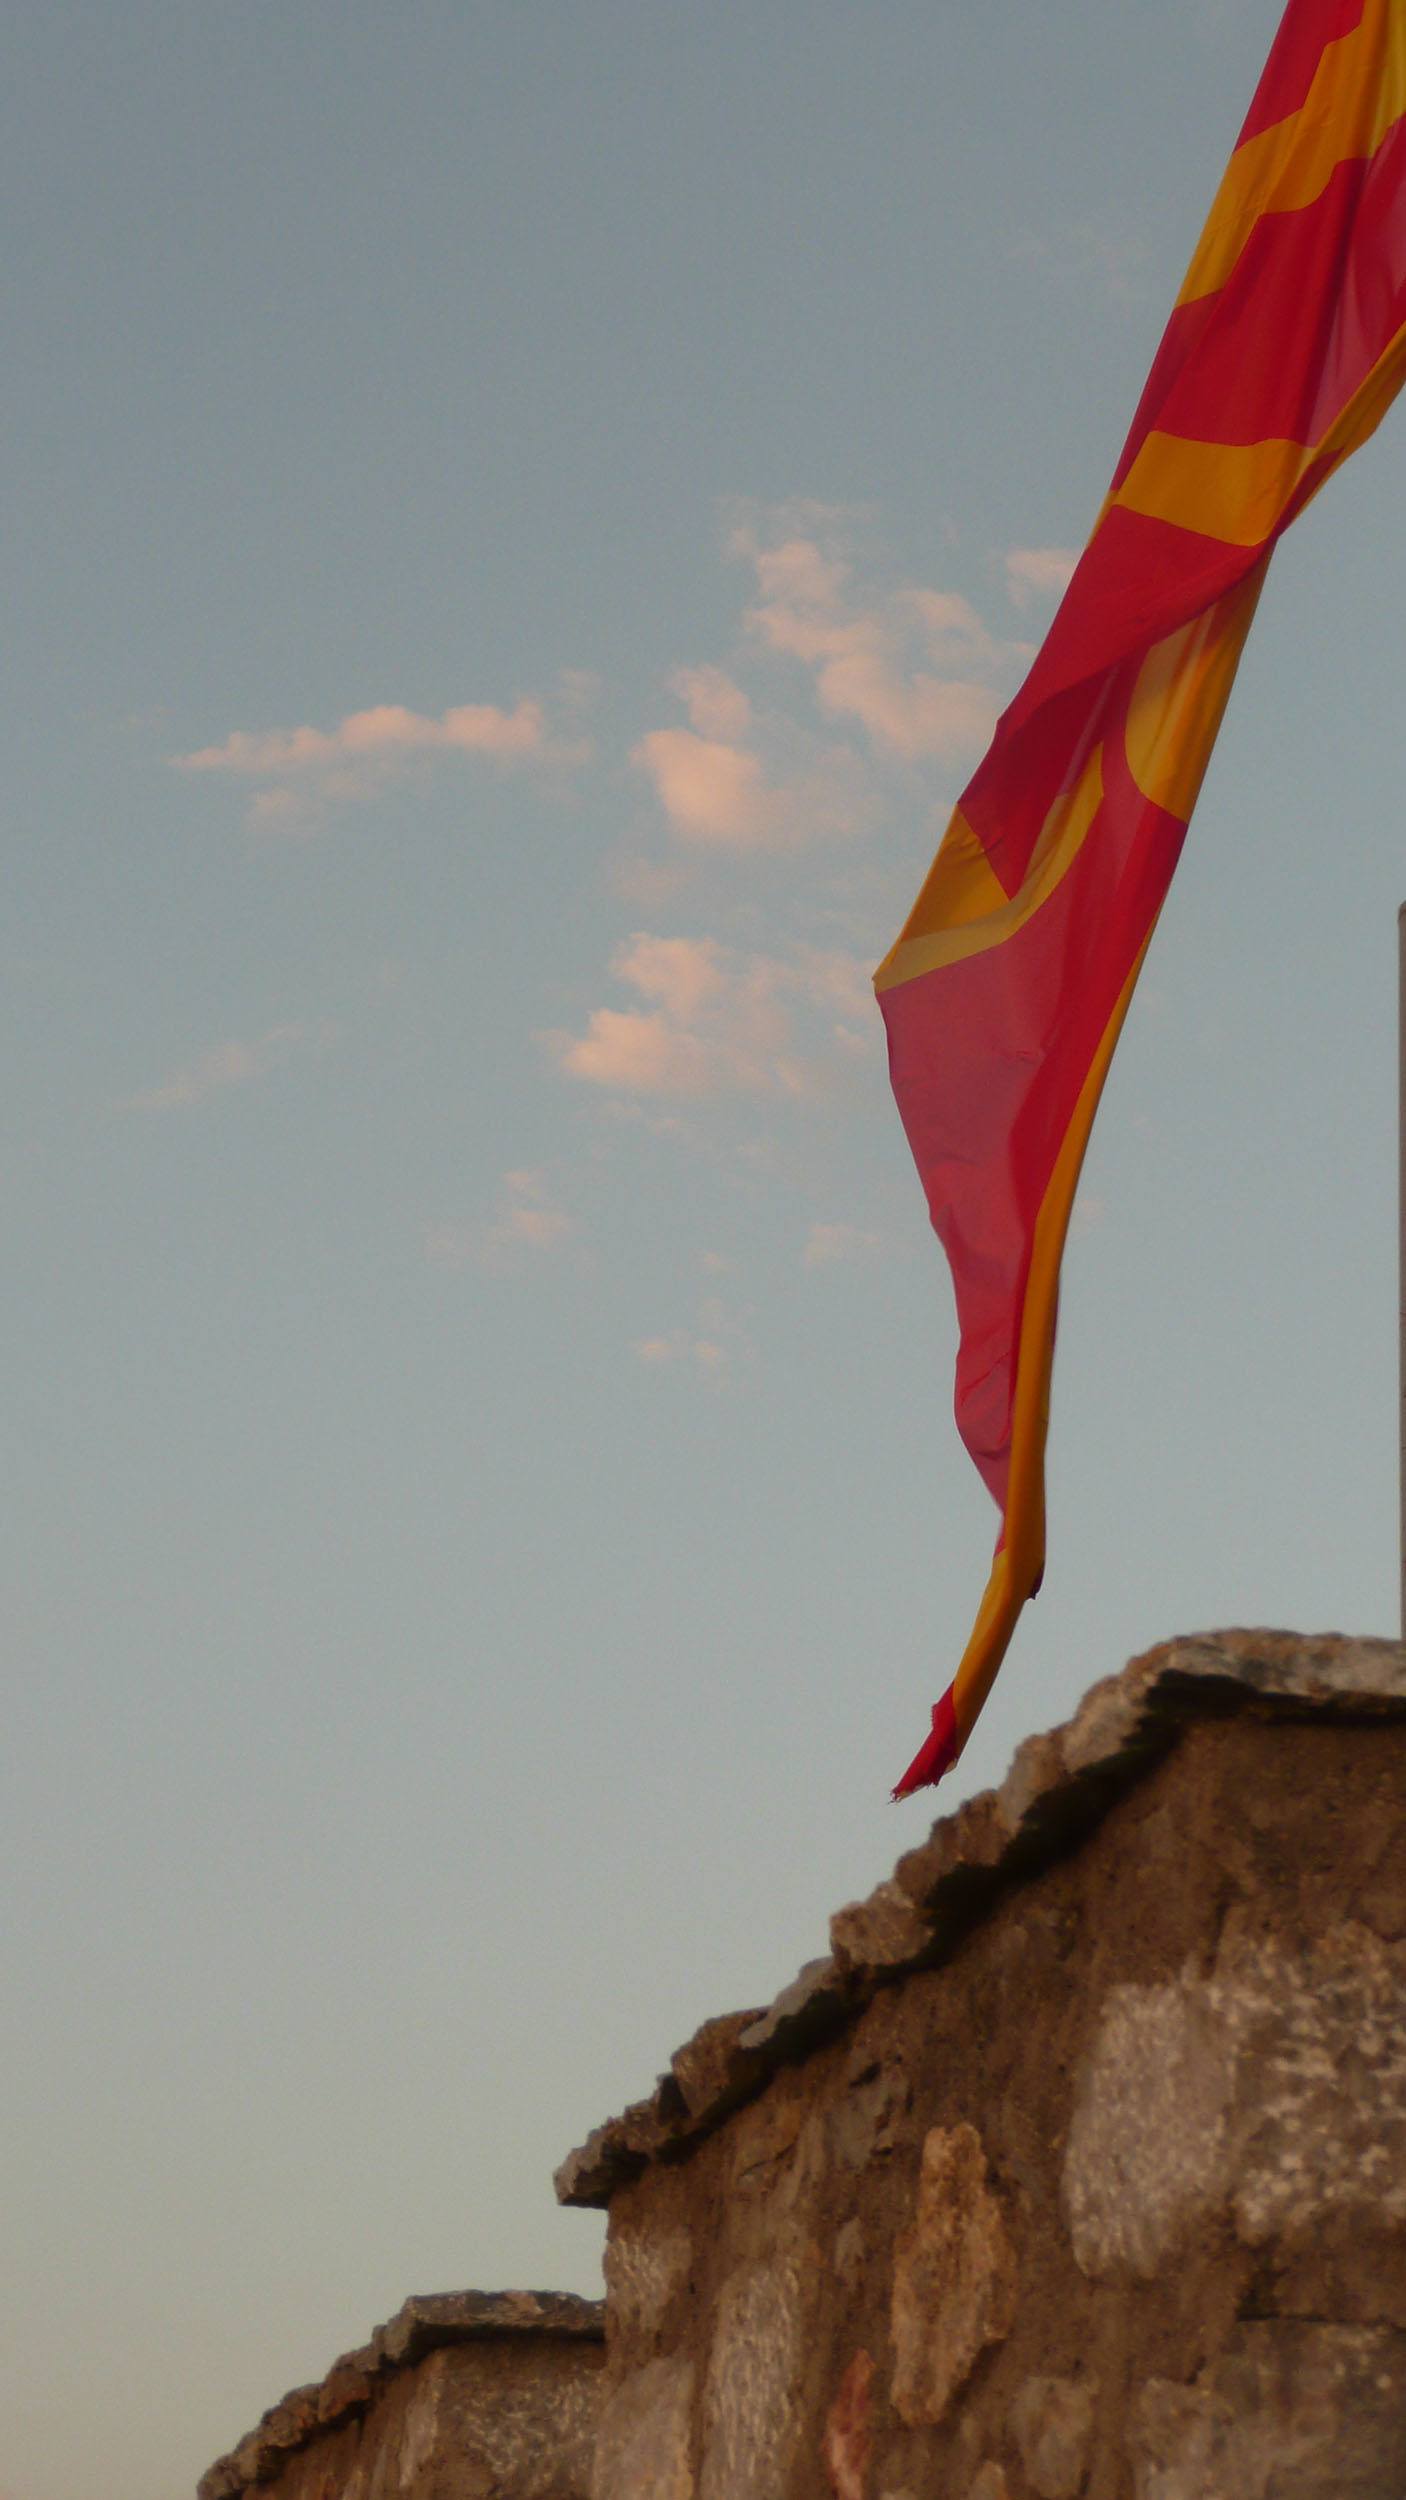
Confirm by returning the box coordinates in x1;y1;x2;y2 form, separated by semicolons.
879;0;1406;1799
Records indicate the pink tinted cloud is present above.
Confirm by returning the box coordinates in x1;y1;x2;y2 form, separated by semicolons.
551;1007;729;1098
803;1221;885;1268
734;524;1007;764
122;1020;335;1112
1004;546;1079;608
634;1330;728;1375
426;1170;571;1269
545;932;875;1102
634;1288;749;1382
612;933;727;1023
174;692;579;826
630;728;774;847
631;721;872;853
670;664;752;742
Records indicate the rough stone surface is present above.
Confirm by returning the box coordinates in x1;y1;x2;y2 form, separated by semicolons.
559;1633;1406;2209
208;1634;1406;2500
671;2010;765;2120
698;2259;806;2500
1131;2322;1406;2496
829;2050;910;2171
833;2216;866;2291
560;1634;1406;2497
890;2124;1017;2426
737;1957;853;2060
1008;2373;1097;2497
590;2356;695;2500
198;2292;604;2500
831;1881;933;1976
1062;1976;1236;2278
965;2471;1013;2500
1064;1919;1406;2278
603;2223;694;2347
822;2349;875;2500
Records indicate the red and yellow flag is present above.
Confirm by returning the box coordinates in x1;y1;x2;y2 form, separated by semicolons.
881;0;1406;1799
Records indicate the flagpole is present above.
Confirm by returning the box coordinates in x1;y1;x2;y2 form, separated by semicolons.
1400;902;1405;1642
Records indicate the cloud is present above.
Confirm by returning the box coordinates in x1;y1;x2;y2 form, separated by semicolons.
803;1221;885;1268
426;1170;571;1270
1010;220;1149;304
671;664;752;741
122;1020;335;1111
630;724;869;850
174;690;582;827
634;1330;728;1375
1004;546;1079;610
730;520;1006;765
634;1290;750;1383
612;933;728;1023
630;727;775;847
552;1006;725;1097
546;932;877;1102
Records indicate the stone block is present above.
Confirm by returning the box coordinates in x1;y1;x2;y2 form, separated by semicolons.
1131;2321;1406;2497
737;1958;852;2060
822;2348;874;2500
1064;1922;1406;2279
698;2260;804;2500
1008;2373;1097;2498
830;1880;934;1976
670;2010;766;2121
890;2124;1017;2426
591;2357;694;2500
604;2222;694;2347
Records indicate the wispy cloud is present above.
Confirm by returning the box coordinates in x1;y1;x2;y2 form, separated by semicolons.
728;515;1007;765
1011;219;1149;304
635;1328;730;1376
803;1221;885;1268
426;1170;571;1271
629;722;870;852
1004;546;1079;610
624;509;1033;860
122;1020;335;1112
634;1289;751;1384
546;932;875;1101
174;690;585;828
671;664;753;742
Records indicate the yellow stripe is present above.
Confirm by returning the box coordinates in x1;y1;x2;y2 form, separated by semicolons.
1118;297;1406;558
948;927;1158;1751
1116;430;1310;546
1179;0;1406;309
1123;562;1267;817
874;745;1104;994
879;806;1008;959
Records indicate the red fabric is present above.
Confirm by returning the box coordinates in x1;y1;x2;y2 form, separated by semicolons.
881;735;1186;1514
892;1689;960;1802
1237;0;1365;145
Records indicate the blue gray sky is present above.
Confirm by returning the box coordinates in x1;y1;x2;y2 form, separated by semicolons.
6;7;1404;2496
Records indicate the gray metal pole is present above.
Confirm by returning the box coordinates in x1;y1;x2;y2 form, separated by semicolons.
1400;904;1405;1641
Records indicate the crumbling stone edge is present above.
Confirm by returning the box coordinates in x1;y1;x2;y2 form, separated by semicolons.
197;2291;605;2500
555;1629;1406;2209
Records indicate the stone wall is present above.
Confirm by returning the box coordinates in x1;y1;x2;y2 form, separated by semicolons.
200;1632;1406;2499
198;2292;604;2500
558;1631;1406;2499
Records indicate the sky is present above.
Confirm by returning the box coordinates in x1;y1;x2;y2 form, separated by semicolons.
5;5;1406;2495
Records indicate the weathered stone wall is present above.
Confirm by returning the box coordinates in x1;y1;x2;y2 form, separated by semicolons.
198;2292;604;2500
560;1632;1406;2499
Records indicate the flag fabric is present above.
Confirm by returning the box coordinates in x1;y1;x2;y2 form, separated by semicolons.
879;0;1406;1800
